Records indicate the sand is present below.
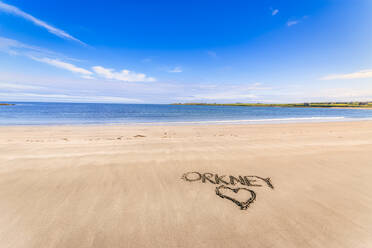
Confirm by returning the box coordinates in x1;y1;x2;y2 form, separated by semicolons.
0;121;372;248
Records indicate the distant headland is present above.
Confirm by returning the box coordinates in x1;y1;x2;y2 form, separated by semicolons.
0;103;15;106
172;102;372;109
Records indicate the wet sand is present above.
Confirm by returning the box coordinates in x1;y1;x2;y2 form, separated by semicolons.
0;121;372;248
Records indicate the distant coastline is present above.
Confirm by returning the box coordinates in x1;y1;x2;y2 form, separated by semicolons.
0;103;15;106
172;102;372;109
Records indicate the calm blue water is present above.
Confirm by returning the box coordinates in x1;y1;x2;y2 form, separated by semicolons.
1;102;372;125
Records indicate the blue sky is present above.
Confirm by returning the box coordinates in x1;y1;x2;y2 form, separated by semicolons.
0;0;371;103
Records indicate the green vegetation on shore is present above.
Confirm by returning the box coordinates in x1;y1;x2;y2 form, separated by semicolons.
173;102;372;108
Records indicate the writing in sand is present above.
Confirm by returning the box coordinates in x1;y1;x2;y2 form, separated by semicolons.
182;171;274;189
182;171;274;210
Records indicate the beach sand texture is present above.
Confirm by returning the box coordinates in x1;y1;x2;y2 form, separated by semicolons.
0;121;372;248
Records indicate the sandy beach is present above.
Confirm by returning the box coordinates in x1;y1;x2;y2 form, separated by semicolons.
1;121;372;248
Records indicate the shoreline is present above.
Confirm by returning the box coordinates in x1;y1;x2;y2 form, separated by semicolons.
0;117;371;127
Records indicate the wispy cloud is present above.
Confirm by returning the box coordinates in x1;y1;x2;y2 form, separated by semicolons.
0;36;85;63
168;66;182;73
0;92;142;103
0;36;93;78
0;37;155;82
0;1;85;45
92;66;156;82
287;20;299;26
176;93;257;101
272;9;279;16
287;16;308;27
175;82;271;102
1;36;157;82
0;82;45;90
321;69;372;80
0;36;26;52
30;57;94;78
0;36;55;56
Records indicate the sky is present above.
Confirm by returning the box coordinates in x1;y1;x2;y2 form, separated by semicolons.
0;0;371;103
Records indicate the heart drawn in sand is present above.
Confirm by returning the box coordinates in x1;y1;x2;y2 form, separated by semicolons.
215;185;256;210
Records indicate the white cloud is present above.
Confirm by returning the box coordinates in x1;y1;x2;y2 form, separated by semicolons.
306;88;372;102
1;37;156;82
92;66;156;82
0;36;21;51
0;36;51;56
0;92;142;103
81;75;95;80
30;57;93;78
168;66;182;73
0;82;44;90
0;1;85;45
287;16;308;27
176;93;257;101
0;37;94;79
252;82;262;87
0;36;81;62
272;9;279;16
321;69;372;80
287;20;299;26
174;82;274;102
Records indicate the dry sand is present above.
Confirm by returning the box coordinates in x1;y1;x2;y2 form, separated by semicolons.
0;121;372;248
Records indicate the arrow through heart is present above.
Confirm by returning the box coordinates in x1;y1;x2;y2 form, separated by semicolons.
215;185;256;210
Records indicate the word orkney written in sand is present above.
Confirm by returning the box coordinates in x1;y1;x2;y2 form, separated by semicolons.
182;171;274;189
182;171;274;210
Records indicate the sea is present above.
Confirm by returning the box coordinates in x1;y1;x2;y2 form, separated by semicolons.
1;102;372;125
